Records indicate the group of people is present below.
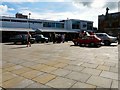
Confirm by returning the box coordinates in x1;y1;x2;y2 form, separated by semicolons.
52;33;66;44
26;32;66;47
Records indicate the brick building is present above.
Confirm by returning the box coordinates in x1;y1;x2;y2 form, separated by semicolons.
15;13;28;19
98;11;120;36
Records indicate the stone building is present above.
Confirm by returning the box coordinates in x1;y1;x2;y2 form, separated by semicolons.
98;8;120;36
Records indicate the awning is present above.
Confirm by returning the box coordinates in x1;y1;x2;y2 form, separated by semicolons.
0;27;79;33
0;28;35;32
36;28;78;33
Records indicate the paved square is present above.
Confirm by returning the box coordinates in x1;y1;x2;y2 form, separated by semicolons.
1;42;118;89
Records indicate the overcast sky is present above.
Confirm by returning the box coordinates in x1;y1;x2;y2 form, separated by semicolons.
0;0;119;27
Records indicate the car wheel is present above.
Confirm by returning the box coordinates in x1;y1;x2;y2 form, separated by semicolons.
14;42;16;44
31;41;35;44
36;41;39;43
104;41;111;46
74;42;78;46
90;42;95;47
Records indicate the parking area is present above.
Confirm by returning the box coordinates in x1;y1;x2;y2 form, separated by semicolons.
0;42;118;89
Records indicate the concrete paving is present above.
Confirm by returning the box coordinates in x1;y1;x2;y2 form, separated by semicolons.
0;42;118;89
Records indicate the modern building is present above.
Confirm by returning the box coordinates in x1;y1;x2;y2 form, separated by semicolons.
0;13;94;42
98;11;120;36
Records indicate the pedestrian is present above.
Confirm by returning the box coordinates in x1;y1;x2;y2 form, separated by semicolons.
52;32;56;44
61;34;65;43
118;32;120;44
27;31;31;47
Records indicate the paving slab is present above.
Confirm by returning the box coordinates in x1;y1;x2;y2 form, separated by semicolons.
30;64;49;71
3;65;23;72
81;63;98;69
111;80;118;88
44;61;60;66
68;60;84;66
51;68;71;77
63;65;84;72
2;62;15;69
100;71;118;80
46;77;76;88
20;61;38;68
11;67;33;75
53;62;68;68
2;76;34;88
20;70;44;79
2;72;18;82
71;82;96;88
97;65;110;71
87;75;112;88
109;67;118;73
26;82;51;88
65;71;91;83
104;62;116;67
81;68;102;76
40;66;58;73
32;73;56;84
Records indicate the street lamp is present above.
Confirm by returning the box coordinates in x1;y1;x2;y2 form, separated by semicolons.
28;13;31;28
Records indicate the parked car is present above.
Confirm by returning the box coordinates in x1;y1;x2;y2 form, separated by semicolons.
10;34;35;44
72;35;102;47
33;34;48;43
95;33;117;45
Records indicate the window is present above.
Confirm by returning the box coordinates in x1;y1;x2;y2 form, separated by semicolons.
72;20;80;29
56;23;64;28
87;22;93;30
43;22;64;28
2;19;10;21
43;22;55;27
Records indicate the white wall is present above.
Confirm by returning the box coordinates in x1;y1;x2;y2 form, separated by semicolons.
64;20;72;30
1;21;43;29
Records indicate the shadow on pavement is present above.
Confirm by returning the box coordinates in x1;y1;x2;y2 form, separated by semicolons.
70;45;100;48
4;43;25;45
11;46;27;49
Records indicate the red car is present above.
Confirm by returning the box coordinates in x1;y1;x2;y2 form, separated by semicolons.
72;35;102;47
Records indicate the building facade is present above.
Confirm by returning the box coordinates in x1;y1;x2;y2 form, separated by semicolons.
0;16;93;32
98;12;120;36
0;14;94;42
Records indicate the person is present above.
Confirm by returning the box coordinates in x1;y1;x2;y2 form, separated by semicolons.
61;34;65;43
52;32;56;44
27;31;31;47
118;32;120;44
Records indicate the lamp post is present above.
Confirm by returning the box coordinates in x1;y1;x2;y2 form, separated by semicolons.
28;13;31;29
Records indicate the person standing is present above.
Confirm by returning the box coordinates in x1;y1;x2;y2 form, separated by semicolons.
61;34;65;43
27;32;31;47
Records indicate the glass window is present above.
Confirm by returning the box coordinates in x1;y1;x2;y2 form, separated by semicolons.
56;23;64;28
87;22;93;30
72;20;80;29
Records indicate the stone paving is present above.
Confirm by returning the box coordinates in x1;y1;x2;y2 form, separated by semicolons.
0;42;118;89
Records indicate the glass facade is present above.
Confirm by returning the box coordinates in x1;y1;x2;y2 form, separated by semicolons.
43;22;64;28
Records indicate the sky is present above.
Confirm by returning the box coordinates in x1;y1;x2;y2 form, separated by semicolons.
0;0;119;28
